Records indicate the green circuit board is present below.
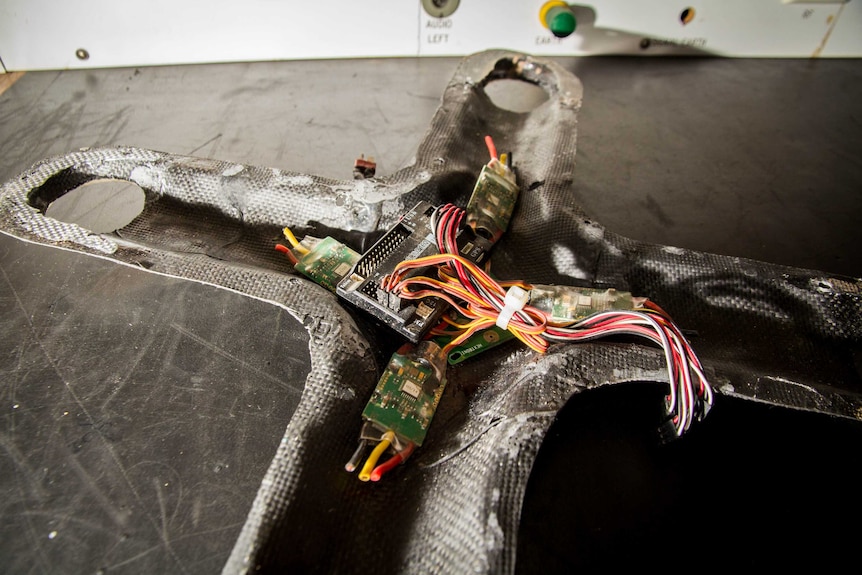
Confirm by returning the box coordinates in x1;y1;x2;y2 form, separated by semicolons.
361;344;447;446
530;286;637;321
465;163;520;243
433;321;514;365
294;236;360;293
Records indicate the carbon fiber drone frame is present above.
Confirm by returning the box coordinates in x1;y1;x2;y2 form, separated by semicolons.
1;51;860;573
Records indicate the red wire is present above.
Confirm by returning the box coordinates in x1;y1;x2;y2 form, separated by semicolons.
485;135;498;160
274;243;299;265
435;205;449;253
643;300;672;319
448;211;475;291
426;205;704;426
370;442;416;482
436;205;476;296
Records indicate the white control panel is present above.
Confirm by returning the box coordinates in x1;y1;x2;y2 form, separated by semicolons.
419;1;859;58
1;0;859;72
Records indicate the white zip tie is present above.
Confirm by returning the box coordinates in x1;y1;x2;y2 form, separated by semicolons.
496;286;530;330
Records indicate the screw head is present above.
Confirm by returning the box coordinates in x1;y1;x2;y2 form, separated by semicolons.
75;48;90;61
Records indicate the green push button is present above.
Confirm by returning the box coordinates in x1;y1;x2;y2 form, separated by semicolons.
546;6;577;38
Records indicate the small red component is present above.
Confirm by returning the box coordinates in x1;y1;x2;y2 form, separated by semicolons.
353;154;377;179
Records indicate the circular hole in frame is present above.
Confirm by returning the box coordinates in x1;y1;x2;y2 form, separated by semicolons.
484;79;550;113
46;178;145;233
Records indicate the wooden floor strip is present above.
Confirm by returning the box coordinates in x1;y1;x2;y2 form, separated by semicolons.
0;72;25;96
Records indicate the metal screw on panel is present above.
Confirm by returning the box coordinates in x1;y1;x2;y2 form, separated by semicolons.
680;7;696;25
75;48;90;61
422;0;459;18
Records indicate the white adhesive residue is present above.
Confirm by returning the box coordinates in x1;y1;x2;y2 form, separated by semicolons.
222;164;244;177
332;172;432;204
498;413;547;460
662;246;686;255
605;244;623;256
484;510;504;556
582;222;604;241
279;174;314;187
130;166;163;192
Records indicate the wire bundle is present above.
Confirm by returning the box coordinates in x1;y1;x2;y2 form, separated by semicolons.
382;249;546;352
383;205;714;437
274;227;307;264
543;302;714;436
345;432;417;482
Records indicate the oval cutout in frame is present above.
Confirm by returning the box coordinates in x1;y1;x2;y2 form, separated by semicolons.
46;178;145;233
484;79;550;113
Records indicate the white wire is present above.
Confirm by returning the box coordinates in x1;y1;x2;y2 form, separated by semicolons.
424;211;714;437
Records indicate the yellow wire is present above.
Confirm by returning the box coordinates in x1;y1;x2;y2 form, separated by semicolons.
396;275;548;336
500;279;533;290
511;329;548;354
441;319;495;354
393;279;484;312
441;314;477;330
282;227;309;254
358;431;395;482
387;252;552;355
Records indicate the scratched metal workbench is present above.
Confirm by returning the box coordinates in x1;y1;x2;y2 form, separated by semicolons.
1;57;861;573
